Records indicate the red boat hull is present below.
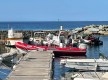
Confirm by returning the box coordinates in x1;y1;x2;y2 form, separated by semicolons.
15;42;37;50
53;47;86;57
15;42;48;50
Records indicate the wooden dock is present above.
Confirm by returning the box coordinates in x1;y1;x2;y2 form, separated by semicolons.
7;50;54;80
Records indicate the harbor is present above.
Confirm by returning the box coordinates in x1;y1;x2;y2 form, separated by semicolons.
1;0;108;79
0;23;108;80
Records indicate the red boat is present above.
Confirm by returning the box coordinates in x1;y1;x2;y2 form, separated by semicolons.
15;42;86;57
53;47;86;57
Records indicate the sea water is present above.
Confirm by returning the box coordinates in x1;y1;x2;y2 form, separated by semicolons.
0;21;108;30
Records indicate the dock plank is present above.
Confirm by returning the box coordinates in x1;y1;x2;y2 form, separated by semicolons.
11;68;50;76
18;61;50;68
8;76;50;80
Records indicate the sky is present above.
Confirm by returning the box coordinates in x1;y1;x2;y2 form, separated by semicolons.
0;0;108;21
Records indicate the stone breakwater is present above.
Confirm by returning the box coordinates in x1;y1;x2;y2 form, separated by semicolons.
0;30;59;39
83;24;108;35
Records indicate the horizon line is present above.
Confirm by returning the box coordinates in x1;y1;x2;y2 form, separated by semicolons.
0;21;108;22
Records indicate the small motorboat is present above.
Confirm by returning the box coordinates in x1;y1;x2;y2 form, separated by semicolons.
82;34;103;45
15;25;87;57
15;42;86;57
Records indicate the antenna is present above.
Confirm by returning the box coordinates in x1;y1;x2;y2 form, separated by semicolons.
58;19;60;21
8;24;9;29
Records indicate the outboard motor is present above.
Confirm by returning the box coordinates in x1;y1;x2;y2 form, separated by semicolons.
59;43;64;48
28;38;34;45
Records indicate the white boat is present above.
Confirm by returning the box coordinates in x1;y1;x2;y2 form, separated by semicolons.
5;28;23;47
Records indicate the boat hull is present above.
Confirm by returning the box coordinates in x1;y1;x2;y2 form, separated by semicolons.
5;38;23;47
53;50;86;57
15;42;37;50
15;42;86;57
15;42;48;51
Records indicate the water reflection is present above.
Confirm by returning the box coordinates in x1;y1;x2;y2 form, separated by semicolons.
53;58;61;80
87;45;101;58
100;36;108;57
0;45;22;80
0;69;11;79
